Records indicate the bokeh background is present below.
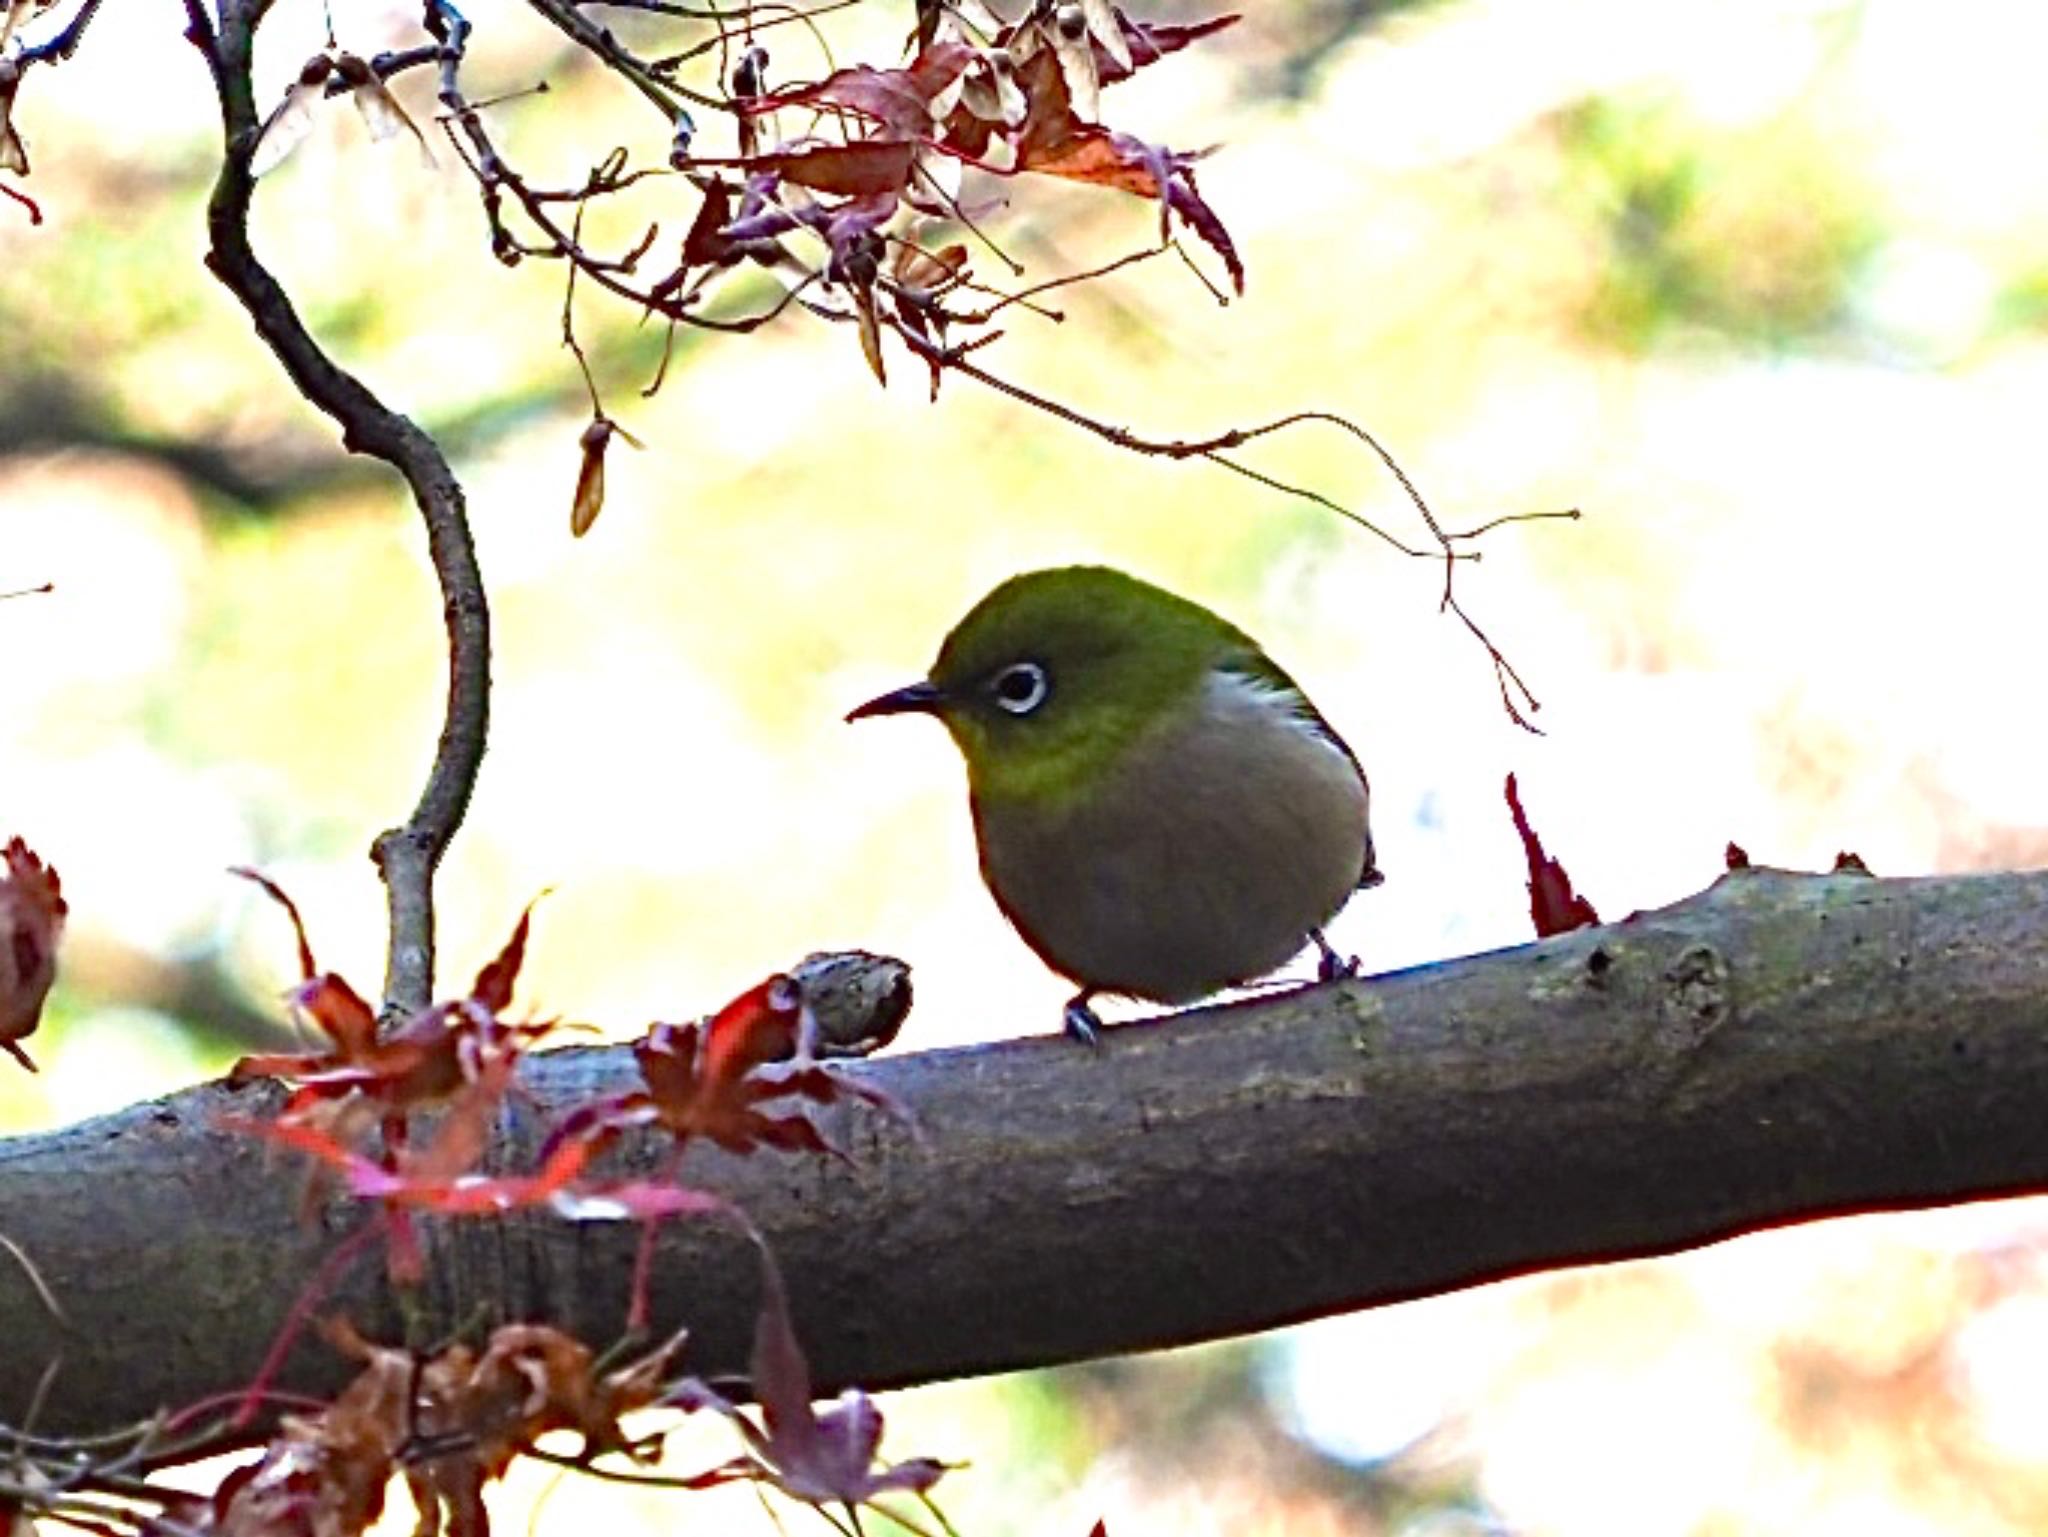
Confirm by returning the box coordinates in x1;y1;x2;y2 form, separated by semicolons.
5;0;2048;1531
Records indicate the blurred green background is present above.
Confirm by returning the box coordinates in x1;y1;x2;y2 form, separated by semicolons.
5;0;2048;1532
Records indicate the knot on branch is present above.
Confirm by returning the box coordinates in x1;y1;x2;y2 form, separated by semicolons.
1658;943;1732;1057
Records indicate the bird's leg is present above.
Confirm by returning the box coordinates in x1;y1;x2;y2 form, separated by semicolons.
1312;928;1360;983
1062;990;1104;1047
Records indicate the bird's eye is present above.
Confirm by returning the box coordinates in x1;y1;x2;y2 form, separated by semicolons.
991;661;1050;716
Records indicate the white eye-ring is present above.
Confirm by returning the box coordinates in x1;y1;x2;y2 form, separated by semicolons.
991;660;1050;716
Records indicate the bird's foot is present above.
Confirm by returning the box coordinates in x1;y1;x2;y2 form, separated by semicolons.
1312;929;1360;984
1063;992;1104;1048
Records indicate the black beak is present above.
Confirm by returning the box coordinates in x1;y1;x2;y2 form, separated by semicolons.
846;680;946;722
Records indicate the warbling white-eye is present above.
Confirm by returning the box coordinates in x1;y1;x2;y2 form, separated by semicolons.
848;566;1380;1043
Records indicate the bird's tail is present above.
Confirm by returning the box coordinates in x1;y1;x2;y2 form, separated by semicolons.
1358;830;1385;890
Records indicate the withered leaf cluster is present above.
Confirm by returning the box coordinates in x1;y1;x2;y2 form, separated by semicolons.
155;1322;681;1537
658;7;1242;392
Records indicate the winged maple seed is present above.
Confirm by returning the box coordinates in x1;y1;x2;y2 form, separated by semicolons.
570;416;641;538
667;1238;952;1525
248;48;433;179
0;835;65;1072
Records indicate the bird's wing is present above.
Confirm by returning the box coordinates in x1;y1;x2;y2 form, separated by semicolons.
1217;651;1382;889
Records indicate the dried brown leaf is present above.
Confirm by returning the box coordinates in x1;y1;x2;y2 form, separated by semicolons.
0;61;27;176
754;139;918;199
0;837;64;1072
572;419;614;537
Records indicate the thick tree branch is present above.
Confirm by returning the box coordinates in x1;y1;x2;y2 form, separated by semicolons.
190;1;490;1013
2;867;2045;1440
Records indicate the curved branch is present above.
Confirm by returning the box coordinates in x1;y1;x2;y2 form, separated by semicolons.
189;1;490;1013
521;0;713;117
2;867;2046;1440
12;0;106;68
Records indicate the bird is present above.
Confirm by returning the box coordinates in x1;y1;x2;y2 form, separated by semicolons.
847;565;1379;1043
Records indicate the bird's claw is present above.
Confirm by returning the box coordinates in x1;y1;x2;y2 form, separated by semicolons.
1063;995;1103;1048
1312;930;1360;984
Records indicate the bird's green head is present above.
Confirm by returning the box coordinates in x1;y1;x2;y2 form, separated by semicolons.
847;566;1260;806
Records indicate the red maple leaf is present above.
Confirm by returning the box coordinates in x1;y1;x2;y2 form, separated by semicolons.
549;973;904;1163
668;1238;951;1515
225;1080;734;1299
229;869;553;1125
538;972;912;1328
0;835;65;1072
1505;774;1600;938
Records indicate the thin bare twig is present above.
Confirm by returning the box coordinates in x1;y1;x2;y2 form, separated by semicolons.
936;241;1168;325
1446;507;1582;540
177;0;222;92
882;323;1439;552
521;0;715;115
881;322;1559;728
0;1231;67;1329
187;0;490;1012
648;0;858;75
438;106;814;335
0;181;40;223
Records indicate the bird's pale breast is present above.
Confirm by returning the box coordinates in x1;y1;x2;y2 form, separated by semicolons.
972;668;1372;1002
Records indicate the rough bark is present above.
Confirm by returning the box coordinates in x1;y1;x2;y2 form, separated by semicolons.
1;866;2044;1439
